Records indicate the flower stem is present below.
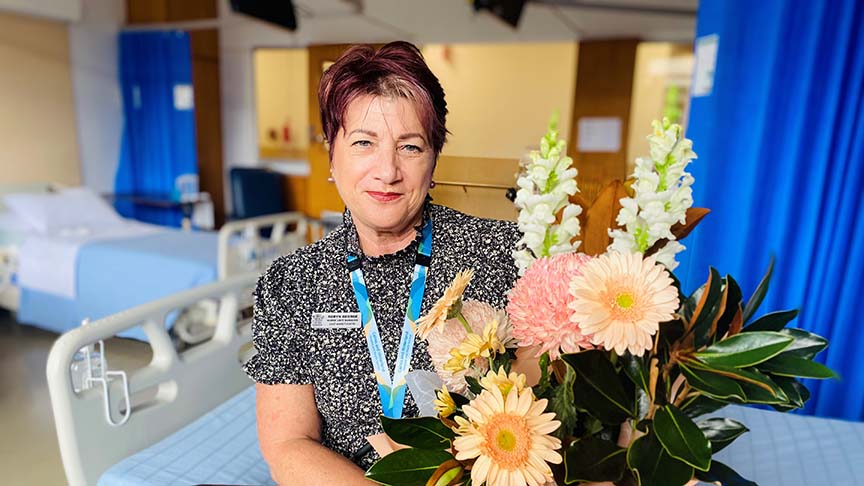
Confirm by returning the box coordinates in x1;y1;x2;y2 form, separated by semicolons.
457;313;472;334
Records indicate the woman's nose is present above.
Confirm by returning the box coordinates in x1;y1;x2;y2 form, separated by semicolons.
374;149;400;183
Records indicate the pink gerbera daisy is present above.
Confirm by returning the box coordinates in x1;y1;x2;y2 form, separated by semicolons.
568;251;679;356
507;253;594;360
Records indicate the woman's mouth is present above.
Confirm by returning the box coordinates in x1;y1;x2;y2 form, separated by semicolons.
367;191;402;202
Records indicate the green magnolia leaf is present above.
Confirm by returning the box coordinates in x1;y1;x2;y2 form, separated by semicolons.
737;379;788;405
680;394;728;419
770;376;811;411
621;353;650;394
693;331;793;368
778;328;829;359
743;309;799;332
562;350;636;424
695;460;758;486
686;361;789;404
696;417;749;453
380;416;455;450
690;268;723;347
714;276;743;340
758;354;837;379
679;363;746;401
653;404;711;471
564;437;627;483
626;430;694;486
451;392;470;410
658;319;686;353
549;366;579;440
465;376;482;395
742;257;774;324
365;449;454;486
536;352;552;396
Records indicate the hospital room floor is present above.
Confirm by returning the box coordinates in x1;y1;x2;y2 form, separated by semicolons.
0;310;151;485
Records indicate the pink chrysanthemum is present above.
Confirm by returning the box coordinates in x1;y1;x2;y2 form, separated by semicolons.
507;253;594;359
568;251;679;356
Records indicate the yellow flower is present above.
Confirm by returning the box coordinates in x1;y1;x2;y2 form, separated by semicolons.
453;382;562;486
434;387;457;419
443;320;505;374
569;251;679;356
480;368;528;398
417;269;474;339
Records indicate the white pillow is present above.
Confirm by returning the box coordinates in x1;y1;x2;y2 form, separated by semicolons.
2;187;124;233
0;210;36;233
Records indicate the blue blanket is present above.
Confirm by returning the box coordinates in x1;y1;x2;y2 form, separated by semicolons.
18;231;218;340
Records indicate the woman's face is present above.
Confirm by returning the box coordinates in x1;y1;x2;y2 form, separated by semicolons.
331;94;435;237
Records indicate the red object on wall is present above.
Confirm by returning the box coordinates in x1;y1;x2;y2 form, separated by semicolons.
282;123;291;143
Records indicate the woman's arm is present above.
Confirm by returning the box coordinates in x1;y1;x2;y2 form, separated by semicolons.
256;383;375;485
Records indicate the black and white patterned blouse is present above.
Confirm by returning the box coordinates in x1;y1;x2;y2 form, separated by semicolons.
244;203;520;469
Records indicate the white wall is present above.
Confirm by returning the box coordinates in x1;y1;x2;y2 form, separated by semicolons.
0;11;81;185
68;0;125;194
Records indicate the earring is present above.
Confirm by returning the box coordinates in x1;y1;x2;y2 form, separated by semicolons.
327;176;335;183
429;180;437;189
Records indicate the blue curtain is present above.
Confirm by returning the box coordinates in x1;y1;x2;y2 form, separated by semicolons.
677;0;864;420
115;31;198;227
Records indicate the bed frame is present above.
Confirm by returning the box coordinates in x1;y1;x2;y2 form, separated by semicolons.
0;211;305;315
46;273;258;486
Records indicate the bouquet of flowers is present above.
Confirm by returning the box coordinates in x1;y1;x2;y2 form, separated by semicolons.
365;117;835;486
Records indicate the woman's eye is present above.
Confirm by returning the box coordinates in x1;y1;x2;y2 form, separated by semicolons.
401;144;422;153
352;140;372;147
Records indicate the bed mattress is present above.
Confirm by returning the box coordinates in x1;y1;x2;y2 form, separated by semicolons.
98;387;864;486
98;386;276;486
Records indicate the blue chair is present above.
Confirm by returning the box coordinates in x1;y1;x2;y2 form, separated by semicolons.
229;167;285;220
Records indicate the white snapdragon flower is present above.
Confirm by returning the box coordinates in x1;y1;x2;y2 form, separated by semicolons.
609;118;697;269
513;115;583;274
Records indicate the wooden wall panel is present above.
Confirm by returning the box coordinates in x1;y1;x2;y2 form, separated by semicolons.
127;0;217;24
190;29;225;226
430;156;519;221
567;39;639;204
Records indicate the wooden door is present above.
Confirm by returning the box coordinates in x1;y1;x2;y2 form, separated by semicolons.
306;44;353;219
306;44;385;219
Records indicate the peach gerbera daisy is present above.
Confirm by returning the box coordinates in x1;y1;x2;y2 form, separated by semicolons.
508;253;594;359
417;269;474;339
568;251;678;356
453;376;562;486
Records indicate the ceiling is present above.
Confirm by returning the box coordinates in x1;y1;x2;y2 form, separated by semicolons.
226;0;699;47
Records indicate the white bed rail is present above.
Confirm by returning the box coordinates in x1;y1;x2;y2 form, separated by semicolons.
218;211;307;279
46;273;258;486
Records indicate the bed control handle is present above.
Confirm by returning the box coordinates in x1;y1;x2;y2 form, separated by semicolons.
76;322;132;427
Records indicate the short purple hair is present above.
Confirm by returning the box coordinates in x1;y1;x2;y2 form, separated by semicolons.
318;41;448;159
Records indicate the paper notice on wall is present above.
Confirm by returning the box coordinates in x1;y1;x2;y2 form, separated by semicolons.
692;34;719;97
577;117;622;153
173;84;195;110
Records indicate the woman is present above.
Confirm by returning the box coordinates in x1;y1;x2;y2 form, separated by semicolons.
244;41;520;485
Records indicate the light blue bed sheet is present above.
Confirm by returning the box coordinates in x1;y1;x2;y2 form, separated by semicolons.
99;389;864;486
18;230;218;340
710;405;864;485
99;386;275;486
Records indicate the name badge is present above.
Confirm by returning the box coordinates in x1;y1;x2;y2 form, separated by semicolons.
311;312;361;330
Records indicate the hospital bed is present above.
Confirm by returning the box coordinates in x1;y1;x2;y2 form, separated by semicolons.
47;277;864;486
0;183;306;343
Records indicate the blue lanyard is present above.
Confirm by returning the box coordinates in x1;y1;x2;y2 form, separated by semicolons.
347;218;433;418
